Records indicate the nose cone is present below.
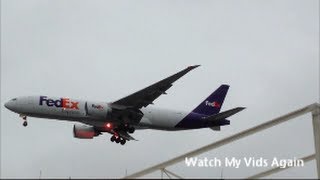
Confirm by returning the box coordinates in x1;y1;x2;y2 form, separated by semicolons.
4;101;14;111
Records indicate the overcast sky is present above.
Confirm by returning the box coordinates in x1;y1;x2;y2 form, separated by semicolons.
1;0;319;178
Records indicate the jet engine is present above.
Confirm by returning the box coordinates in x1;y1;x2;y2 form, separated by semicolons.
73;124;98;139
86;102;112;119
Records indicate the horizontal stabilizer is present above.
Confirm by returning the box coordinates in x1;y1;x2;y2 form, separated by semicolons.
204;107;245;121
210;126;221;131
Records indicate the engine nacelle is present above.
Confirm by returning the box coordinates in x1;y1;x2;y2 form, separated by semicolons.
73;124;97;139
86;102;112;119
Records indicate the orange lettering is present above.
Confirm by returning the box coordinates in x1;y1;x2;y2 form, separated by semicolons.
62;98;70;108
70;102;79;109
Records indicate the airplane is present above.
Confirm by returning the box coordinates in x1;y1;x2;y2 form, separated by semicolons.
4;65;245;145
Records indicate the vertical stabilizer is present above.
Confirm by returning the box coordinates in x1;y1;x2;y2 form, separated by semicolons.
192;84;229;116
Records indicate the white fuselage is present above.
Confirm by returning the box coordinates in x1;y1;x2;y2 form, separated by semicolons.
5;96;190;131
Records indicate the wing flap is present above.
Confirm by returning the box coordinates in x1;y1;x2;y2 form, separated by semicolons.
117;130;137;141
210;126;221;131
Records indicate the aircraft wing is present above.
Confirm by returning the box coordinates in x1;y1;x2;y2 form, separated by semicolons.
112;65;200;109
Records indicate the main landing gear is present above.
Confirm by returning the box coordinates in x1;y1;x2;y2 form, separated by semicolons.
127;127;135;134
109;125;135;145
20;115;28;127
110;135;126;145
123;124;135;134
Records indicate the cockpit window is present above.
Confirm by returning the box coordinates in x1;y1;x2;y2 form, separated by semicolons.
11;98;17;101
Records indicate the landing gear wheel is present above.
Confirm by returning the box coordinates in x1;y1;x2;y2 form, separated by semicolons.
115;138;120;144
110;136;116;142
23;121;28;127
120;139;126;145
128;127;135;134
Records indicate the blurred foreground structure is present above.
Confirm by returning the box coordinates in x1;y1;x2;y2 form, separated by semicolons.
123;103;320;179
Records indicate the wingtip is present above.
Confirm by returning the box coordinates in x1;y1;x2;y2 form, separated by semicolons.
188;65;201;69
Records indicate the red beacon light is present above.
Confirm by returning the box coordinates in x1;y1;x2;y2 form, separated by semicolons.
106;123;112;129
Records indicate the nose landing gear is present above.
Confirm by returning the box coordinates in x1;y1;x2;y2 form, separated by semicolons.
20;115;28;127
23;121;28;127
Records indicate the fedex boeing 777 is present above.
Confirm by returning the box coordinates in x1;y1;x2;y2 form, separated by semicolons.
4;65;245;145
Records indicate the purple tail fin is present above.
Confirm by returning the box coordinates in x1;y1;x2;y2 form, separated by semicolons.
192;84;229;116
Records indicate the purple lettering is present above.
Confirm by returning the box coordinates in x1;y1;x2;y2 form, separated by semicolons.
47;99;54;106
39;96;47;105
55;99;62;107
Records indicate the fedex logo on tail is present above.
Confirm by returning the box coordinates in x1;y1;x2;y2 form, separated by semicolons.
39;96;79;110
205;101;220;108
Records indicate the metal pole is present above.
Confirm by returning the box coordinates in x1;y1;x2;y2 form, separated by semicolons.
163;169;183;179
162;169;171;179
312;107;320;178
161;168;163;179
